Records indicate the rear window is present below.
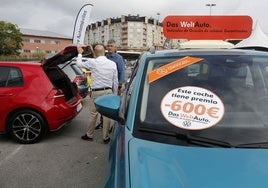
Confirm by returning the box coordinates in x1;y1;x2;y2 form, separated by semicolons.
70;64;84;75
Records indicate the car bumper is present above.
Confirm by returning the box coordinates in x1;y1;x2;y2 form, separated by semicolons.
46;100;83;130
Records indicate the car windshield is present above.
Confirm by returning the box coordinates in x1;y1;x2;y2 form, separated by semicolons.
134;53;268;147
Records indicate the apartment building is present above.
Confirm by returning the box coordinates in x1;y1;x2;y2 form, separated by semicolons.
19;15;165;57
20;28;72;58
85;15;165;51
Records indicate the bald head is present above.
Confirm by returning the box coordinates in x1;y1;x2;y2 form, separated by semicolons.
94;44;105;57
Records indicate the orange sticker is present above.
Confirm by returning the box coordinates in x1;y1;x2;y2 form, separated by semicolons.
163;15;253;40
148;56;203;83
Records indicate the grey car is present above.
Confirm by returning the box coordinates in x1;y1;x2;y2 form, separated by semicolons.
59;60;89;98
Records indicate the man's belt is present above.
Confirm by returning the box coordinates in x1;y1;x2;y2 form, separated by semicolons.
92;87;112;91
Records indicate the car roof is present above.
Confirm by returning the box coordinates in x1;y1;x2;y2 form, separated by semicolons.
142;48;268;59
0;61;41;66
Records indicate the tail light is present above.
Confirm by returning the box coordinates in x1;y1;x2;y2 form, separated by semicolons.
73;75;85;85
47;88;65;99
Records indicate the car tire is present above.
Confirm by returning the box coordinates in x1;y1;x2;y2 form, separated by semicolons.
6;110;47;144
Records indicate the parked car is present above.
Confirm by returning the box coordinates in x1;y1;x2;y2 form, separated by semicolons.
0;45;83;144
58;59;89;98
95;48;268;188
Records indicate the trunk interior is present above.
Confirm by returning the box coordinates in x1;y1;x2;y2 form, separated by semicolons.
45;66;77;102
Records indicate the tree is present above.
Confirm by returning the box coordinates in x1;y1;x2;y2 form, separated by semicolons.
0;21;23;56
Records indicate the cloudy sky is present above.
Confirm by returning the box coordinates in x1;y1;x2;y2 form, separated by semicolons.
1;0;267;37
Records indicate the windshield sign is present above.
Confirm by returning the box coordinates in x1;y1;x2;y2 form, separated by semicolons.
161;86;225;130
148;56;203;83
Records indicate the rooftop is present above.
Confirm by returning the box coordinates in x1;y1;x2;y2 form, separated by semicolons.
20;28;72;39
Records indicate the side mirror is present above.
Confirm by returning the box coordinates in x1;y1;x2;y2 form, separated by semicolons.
94;94;125;124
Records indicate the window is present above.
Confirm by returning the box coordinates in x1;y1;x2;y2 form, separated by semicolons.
24;38;30;42
0;67;23;87
34;39;41;43
51;40;60;45
23;49;31;53
140;55;268;128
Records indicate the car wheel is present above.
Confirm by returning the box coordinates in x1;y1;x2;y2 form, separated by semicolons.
7;110;47;144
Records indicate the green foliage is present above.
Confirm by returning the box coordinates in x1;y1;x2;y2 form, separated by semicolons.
0;21;23;56
31;52;46;59
0;54;44;61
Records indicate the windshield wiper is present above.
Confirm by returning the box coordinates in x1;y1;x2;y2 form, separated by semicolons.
138;127;233;148
176;133;233;148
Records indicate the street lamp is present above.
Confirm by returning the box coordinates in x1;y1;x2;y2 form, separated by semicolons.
206;3;216;15
156;13;160;48
157;12;160;25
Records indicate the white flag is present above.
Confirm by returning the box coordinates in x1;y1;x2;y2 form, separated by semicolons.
72;4;93;44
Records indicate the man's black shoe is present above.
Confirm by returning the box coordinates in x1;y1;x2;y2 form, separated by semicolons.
81;134;93;141
103;138;110;144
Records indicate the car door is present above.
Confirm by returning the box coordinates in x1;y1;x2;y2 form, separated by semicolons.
0;66;24;131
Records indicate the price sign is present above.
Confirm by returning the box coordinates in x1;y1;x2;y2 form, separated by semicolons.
160;86;225;130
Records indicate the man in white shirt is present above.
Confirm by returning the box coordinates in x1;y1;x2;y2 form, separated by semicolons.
76;44;118;143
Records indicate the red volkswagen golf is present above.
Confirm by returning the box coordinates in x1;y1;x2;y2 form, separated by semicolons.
0;46;83;144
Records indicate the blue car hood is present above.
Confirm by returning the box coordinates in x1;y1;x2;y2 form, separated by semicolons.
128;138;268;188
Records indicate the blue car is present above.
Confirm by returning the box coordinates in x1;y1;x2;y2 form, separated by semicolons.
95;48;268;188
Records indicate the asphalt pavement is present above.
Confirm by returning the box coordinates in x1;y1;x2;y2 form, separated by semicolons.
0;96;109;188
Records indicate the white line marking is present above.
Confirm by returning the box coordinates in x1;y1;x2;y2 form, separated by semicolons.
0;145;23;166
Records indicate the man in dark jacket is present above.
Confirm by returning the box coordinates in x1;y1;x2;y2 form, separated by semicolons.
106;39;125;95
